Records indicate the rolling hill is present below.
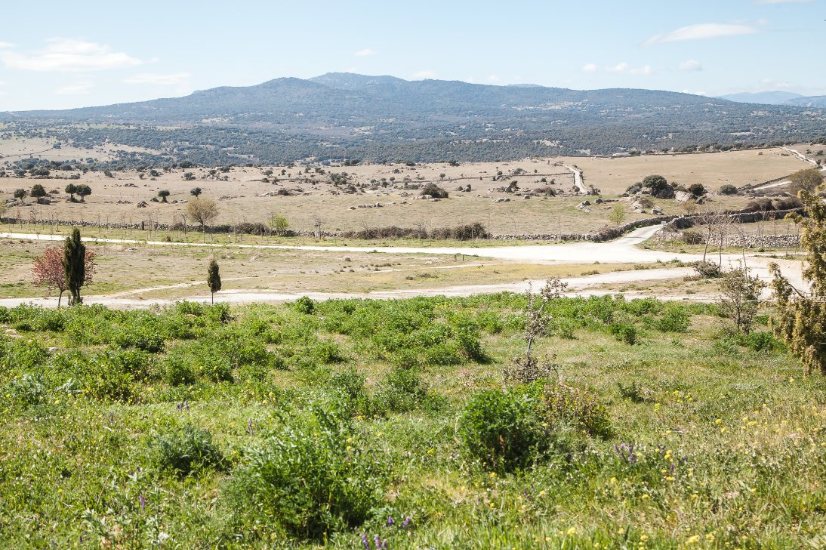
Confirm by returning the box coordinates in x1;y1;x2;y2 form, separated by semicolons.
2;73;825;166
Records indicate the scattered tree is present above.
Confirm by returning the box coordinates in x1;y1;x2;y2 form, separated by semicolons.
270;213;289;236
13;188;27;200
186;197;219;232
719;267;764;334
207;259;221;305
33;245;95;307
770;183;826;374
788;168;824;195
30;184;47;198
190;187;202;197
608;203;625;225
63;228;89;306
158;190;170;203
420;182;448;199
719;184;738;195
642;175;675;199
76;184;92;202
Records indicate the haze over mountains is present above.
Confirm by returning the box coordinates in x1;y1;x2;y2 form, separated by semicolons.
2;73;825;165
720;91;826;108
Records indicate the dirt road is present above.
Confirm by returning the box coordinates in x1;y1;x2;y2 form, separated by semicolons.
0;224;806;309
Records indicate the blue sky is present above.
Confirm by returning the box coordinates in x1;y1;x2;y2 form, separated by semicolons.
0;0;822;110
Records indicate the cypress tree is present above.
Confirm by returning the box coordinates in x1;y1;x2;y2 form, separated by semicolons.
63;228;86;306
207;259;221;305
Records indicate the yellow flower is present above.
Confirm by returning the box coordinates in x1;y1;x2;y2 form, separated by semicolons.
686;534;701;545
566;527;577;536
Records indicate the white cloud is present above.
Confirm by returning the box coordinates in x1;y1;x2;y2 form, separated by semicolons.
607;62;653;76
354;48;376;57
679;59;703;72
487;74;501;83
55;82;93;95
2;38;142;72
124;72;191;86
581;63;598;73
413;70;437;79
645;23;757;46
0;42;13;49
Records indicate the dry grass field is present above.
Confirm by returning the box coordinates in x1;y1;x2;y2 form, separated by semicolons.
557;147;808;194
0;236;647;301
0;139;813;236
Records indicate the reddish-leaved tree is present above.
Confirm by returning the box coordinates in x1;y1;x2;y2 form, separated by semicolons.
32;246;96;307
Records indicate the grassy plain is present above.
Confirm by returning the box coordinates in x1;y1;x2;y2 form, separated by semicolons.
0;297;822;548
0;142;812;236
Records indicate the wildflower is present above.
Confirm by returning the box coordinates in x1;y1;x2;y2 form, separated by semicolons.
706;533;715;543
686;534;701;545
361;533;370;550
566;527;577;536
386;516;395;527
402;516;412;529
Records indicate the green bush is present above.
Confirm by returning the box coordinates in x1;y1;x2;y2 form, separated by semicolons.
225;412;383;541
154;424;226;478
610;322;637;345
458;386;546;473
658;305;690;332
163;354;197;386
4;373;47;408
294;296;316;315
375;367;428;413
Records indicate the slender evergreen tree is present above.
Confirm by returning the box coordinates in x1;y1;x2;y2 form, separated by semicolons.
207;259;221;305
63;228;86;306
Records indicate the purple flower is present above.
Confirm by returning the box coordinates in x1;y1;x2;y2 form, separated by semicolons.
402;516;412;529
138;494;146;512
374;535;387;549
386;516;395;527
361;533;370;550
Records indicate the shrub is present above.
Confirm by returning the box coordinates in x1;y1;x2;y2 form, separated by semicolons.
5;373;47;408
719;184;738;195
617;381;652;403
658;305;690;332
740;331;782;353
688;183;706;197
163;355;197;386
375;367;428;413
543;384;613;438
294;296;316;315
681;230;704;245
610;322;637;345
694;261;722;279
154;424;226;478
458;386;546;473
225;412;384;541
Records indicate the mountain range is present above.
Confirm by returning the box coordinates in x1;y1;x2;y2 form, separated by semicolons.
719;91;826;108
2;73;825;165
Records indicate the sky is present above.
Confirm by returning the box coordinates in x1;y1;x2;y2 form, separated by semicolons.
0;0;823;110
